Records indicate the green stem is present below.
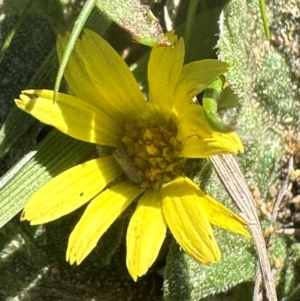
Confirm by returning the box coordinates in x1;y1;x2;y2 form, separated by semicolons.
183;0;200;51
258;0;270;40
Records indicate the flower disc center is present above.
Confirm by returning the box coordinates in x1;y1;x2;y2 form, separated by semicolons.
120;120;182;189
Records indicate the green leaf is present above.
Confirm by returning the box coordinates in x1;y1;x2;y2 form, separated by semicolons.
95;0;170;47
164;232;255;300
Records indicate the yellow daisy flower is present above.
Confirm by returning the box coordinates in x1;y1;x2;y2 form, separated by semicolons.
15;29;249;281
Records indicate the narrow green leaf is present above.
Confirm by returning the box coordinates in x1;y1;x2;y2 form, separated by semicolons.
53;0;96;101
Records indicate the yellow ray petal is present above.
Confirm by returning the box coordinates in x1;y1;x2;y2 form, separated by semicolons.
57;33;103;111
177;104;244;158
209;131;244;153
180;131;244;158
198;192;250;237
22;156;123;224
173;60;228;118
81;30;148;119
161;176;221;264
176;104;213;141
126;189;167;281
15;89;123;146
180;132;244;158
148;33;184;121
58;30;148;121
67;182;145;265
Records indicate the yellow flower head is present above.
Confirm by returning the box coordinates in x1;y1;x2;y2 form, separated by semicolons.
15;29;249;281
